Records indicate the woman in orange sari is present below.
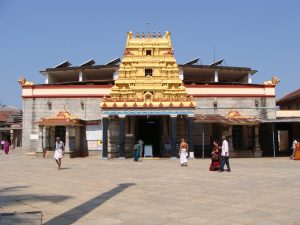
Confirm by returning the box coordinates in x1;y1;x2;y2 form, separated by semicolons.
209;140;221;171
294;139;300;160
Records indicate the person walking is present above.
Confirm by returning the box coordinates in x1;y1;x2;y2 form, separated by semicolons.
134;141;142;162
290;139;297;159
54;137;64;170
209;140;221;171
3;139;10;154
219;136;231;172
138;140;144;157
294;139;300;160
179;138;189;166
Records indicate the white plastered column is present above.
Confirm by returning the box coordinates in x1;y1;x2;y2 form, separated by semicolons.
79;70;84;82
37;126;44;152
214;70;219;82
248;72;252;84
65;126;70;153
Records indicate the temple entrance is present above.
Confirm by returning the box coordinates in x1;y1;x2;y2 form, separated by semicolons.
135;116;162;157
55;126;66;143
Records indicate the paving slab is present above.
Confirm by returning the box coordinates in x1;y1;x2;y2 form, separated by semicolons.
0;150;300;225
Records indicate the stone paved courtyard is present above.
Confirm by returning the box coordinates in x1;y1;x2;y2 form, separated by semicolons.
0;149;300;225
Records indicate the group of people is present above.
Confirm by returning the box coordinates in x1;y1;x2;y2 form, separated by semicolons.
132;136;231;172
1;139;10;155
53;134;300;170
179;136;231;172
290;138;300;160
209;136;231;172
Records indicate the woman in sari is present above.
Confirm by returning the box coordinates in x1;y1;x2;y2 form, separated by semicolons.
134;140;142;162
179;138;189;166
4;139;10;154
294;139;300;160
209;140;221;171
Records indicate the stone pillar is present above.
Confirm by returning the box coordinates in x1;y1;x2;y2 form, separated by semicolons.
254;125;262;157
188;115;195;158
37;126;44;152
248;72;252;84
65;126;70;153
170;115;177;158
10;129;14;149
42;127;46;149
102;117;109;159
45;127;50;149
228;126;233;151
214;70;219;82
119;115;126;159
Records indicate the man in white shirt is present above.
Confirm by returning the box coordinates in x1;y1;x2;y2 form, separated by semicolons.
219;136;231;172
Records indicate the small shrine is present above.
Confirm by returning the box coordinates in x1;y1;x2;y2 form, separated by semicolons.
36;110;84;156
36;110;83;126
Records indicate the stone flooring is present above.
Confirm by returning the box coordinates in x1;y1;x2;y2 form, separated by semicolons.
0;149;300;225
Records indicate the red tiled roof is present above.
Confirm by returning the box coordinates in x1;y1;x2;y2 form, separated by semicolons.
194;114;260;125
277;88;300;105
36;110;83;126
0;111;15;122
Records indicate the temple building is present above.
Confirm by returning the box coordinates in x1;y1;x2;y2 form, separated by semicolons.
20;31;279;158
262;88;300;157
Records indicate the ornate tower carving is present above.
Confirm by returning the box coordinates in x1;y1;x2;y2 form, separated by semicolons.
101;31;195;109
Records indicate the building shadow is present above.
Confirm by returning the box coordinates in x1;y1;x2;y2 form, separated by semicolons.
0;186;29;193
0;186;72;208
44;183;136;225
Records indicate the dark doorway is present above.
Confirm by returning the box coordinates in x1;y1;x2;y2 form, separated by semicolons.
55;126;66;144
136;116;161;157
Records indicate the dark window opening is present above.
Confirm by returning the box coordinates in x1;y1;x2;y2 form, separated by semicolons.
255;100;259;109
47;101;52;110
146;50;152;56
213;101;217;111
55;126;66;144
145;69;153;76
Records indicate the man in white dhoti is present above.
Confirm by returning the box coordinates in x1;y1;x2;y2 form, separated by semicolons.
179;138;189;166
54;137;64;170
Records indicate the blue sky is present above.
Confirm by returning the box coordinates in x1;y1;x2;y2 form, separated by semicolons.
0;0;299;108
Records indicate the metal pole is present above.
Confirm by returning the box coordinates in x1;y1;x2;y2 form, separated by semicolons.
202;124;205;159
272;123;276;158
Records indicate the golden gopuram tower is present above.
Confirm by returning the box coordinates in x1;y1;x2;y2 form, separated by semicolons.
101;31;196;115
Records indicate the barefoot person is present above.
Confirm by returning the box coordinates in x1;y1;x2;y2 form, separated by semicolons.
54;137;64;170
179;138;189;166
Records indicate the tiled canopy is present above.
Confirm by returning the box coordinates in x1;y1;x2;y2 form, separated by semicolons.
36;110;83;126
